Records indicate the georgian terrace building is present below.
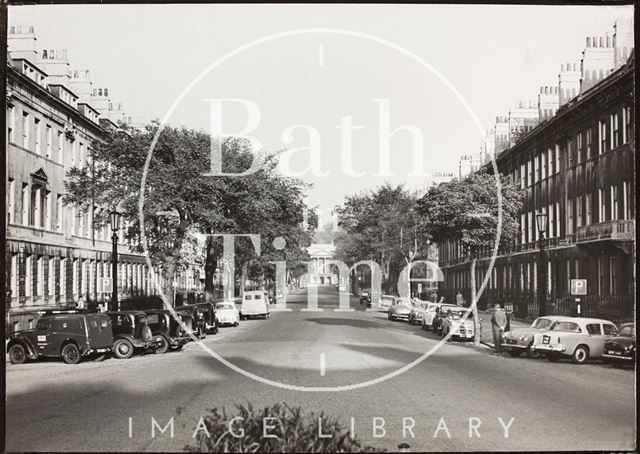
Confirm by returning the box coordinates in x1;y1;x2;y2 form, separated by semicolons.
438;54;634;322
4;26;200;334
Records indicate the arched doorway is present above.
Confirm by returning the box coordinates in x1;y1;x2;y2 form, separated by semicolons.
320;276;325;284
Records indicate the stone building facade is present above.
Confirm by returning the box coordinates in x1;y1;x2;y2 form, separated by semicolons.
439;23;635;323
4;26;200;334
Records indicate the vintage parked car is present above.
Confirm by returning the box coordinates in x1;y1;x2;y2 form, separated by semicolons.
408;300;429;325
175;303;218;338
7;310;113;365
501;315;564;358
440;308;475;341
431;304;461;335
531;317;619;364
388;297;413;321
379;295;395;312
106;311;159;359
421;302;443;331
602;323;635;367
215;302;240;326
359;291;371;305
144;309;193;353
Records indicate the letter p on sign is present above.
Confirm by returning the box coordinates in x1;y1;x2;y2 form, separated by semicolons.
570;279;587;295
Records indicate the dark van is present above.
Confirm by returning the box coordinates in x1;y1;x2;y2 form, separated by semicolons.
7;310;113;365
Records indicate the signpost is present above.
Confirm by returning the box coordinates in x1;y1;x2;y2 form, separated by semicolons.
570;279;587;316
99;277;112;293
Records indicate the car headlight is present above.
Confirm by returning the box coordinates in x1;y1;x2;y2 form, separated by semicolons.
519;335;528;342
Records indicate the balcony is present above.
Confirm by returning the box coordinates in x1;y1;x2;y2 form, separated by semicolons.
576;220;635;244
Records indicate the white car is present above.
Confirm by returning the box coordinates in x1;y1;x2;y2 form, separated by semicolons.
379;295;395;312
240;290;271;319
420;302;443;331
215;302;240;327
531;317;619;364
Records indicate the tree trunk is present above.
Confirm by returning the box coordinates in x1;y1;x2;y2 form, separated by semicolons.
470;259;480;346
241;263;248;296
162;259;177;308
204;236;217;303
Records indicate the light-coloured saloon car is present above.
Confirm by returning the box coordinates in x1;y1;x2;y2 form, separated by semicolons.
531;317;619;364
420;302;442;331
379;295;395;312
215;302;240;327
387;297;413;321
501;315;564;358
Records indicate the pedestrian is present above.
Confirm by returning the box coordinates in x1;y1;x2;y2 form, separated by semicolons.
455;291;464;306
491;303;507;354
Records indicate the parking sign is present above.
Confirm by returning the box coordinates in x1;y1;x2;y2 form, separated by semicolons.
100;277;112;293
570;279;587;295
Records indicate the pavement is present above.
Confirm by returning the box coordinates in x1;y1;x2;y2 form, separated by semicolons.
5;287;636;452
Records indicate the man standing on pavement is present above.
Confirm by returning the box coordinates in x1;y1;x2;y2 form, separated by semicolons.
491;303;507;354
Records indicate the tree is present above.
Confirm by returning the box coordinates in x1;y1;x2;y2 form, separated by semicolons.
65;125;313;308
335;184;427;294
416;170;526;344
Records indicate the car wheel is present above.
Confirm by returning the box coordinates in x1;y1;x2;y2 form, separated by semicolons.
508;351;522;357
172;344;184;352
571;345;589;365
113;339;134;359
8;344;27;365
155;337;170;354
61;343;81;365
233;321;239;327
547;353;559;362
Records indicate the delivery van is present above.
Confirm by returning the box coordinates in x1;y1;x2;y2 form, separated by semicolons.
240;290;271;319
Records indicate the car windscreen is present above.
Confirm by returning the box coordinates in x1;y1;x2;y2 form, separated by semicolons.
146;314;160;324
619;325;634;337
254;295;263;300
532;318;555;329
216;304;235;310
552;322;581;333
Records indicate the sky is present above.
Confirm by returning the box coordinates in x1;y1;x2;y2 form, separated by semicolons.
8;4;634;217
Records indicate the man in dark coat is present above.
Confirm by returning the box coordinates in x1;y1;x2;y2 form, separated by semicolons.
491;303;507;353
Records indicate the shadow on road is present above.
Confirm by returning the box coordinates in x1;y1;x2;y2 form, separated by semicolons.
305;317;381;329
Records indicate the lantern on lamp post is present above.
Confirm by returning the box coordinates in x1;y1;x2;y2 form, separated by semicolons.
109;210;121;312
535;211;548;317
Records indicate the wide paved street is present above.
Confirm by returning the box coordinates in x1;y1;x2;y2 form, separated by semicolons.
6;287;635;452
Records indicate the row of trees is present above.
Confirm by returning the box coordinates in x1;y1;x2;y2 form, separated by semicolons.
334;173;525;343
65;122;316;305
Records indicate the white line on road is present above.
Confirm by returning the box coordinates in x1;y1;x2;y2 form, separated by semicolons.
320;353;326;376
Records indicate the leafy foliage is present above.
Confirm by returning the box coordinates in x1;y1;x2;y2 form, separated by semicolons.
416;171;525;255
334;184;427;293
64;123;313;302
185;403;383;453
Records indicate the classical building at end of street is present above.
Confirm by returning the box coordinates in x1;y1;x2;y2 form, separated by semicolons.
440;19;635;322
4;25;200;334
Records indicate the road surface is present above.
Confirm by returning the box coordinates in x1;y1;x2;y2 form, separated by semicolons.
5;287;635;452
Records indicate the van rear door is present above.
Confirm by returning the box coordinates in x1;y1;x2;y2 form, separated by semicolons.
86;314;113;348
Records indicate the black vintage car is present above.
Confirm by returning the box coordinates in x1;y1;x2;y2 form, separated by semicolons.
602;323;635;367
105;311;159;359
144;309;193;353
7;310;113;365
176;303;218;338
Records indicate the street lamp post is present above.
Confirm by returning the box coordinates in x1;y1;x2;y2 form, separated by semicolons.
109;211;121;312
535;211;548;317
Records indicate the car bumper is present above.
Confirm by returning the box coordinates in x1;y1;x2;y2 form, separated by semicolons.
602;353;634;361
501;343;528;351
532;343;565;353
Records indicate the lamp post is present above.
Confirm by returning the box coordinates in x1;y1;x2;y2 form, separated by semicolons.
535;211;548;317
109;211;121;312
